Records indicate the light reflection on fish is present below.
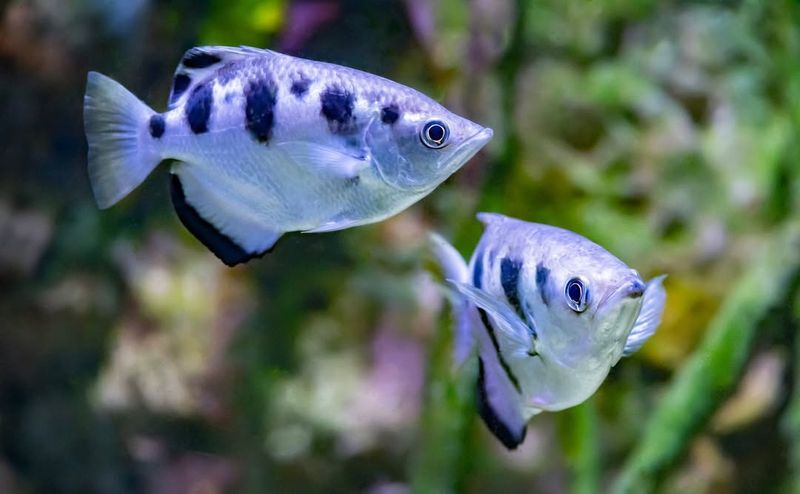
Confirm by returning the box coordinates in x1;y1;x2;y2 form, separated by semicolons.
84;46;492;266
432;213;666;449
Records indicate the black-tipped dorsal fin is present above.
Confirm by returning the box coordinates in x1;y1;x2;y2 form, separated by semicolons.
168;46;273;110
169;173;280;266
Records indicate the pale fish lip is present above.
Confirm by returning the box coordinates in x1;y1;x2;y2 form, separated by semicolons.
595;278;646;317
441;126;494;169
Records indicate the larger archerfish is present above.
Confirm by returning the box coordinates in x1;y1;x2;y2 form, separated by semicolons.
431;213;666;449
83;46;493;266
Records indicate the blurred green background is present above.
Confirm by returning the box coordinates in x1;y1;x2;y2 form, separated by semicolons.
1;0;800;492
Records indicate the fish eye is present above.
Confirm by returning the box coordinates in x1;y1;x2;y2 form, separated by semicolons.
565;278;588;313
420;120;449;149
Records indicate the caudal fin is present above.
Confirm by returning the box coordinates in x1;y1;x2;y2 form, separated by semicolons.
84;71;161;209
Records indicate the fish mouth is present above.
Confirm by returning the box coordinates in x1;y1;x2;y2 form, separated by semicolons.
380;126;493;193
441;127;493;170
593;278;646;321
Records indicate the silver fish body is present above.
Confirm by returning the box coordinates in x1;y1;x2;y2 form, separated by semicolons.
84;46;492;265
432;213;666;449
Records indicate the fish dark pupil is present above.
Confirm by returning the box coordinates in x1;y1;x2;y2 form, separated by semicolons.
428;124;444;142
568;281;582;303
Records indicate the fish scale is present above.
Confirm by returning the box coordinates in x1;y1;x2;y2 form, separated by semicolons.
84;45;492;265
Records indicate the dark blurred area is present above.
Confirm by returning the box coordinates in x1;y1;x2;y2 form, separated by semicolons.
1;1;799;493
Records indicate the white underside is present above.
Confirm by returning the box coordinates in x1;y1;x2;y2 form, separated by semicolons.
163;125;423;251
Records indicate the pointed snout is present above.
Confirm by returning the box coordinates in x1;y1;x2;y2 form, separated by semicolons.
438;126;494;176
624;279;646;299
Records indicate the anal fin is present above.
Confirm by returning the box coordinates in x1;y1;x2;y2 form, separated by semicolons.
170;174;279;266
477;358;527;449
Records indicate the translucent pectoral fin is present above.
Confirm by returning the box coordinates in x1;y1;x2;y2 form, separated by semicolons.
276;141;369;180
623;275;667;356
302;217;361;233
448;281;532;353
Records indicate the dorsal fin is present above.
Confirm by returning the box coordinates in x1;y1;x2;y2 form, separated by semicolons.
476;212;509;226
168;46;273;109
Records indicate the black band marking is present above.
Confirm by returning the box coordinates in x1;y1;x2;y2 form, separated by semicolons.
500;257;524;318
185;82;213;134
245;75;278;143
536;262;551;306
170;74;191;105
381;104;400;124
478;308;522;393
182;50;222;69
473;247;485;287
477;358;527;450
472;250;522;392
320;86;356;133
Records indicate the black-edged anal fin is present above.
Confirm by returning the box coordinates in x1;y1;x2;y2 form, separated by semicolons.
476;358;527;449
170;174;268;266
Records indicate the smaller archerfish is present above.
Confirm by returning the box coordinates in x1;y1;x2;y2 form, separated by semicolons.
84;46;492;266
431;213;666;449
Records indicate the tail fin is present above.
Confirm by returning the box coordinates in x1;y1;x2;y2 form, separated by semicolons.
429;233;476;365
84;71;161;209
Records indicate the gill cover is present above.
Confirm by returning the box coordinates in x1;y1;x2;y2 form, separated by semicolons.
366;117;420;191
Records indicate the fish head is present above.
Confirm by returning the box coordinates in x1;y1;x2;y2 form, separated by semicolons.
523;232;646;373
367;104;492;192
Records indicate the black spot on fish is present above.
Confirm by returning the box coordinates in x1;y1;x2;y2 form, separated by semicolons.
320;86;356;133
501;257;524;318
536;262;550;306
149;114;165;139
182;49;222;69
381;104;400;124
245;75;278;143
170;174;266;266
290;76;311;98
171;74;191;104
185;82;213;134
477;358;527;450
478;309;522;393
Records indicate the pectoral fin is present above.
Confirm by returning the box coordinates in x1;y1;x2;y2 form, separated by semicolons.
302;217;361;233
448;281;532;355
276;141;369;180
623;275;667;356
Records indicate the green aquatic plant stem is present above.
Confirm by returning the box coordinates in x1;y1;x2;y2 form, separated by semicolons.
612;223;800;494
559;401;601;494
409;314;477;494
479;0;526;212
